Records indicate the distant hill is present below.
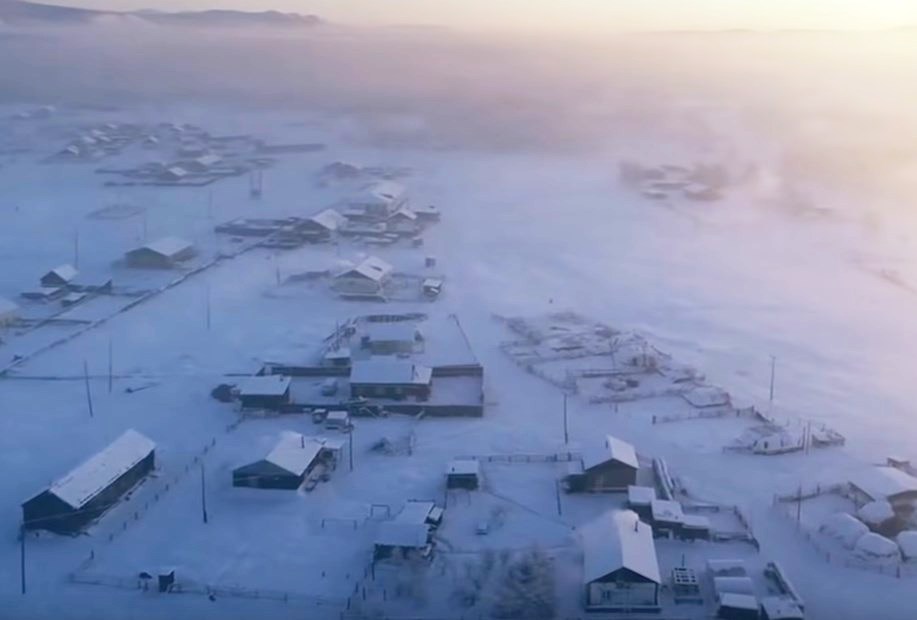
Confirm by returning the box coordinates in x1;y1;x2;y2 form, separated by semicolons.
0;0;323;28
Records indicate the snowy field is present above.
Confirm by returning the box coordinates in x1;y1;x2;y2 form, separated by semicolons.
1;102;917;619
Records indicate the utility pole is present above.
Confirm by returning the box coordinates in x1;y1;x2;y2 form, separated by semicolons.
205;284;211;331
207;189;214;220
107;337;113;394
20;523;26;594
348;425;354;472
200;463;208;524
73;229;80;268
562;392;569;445
796;483;803;527
83;360;94;418
769;355;777;403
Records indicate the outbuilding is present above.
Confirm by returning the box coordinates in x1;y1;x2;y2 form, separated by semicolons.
627;485;656;520
579;510;661;611
40;264;79;288
650;499;685;535
232;432;331;490
125;237;196;269
446;459;481;490
332;256;393;297
236;375;292;410
348;181;408;220
567;435;639;493
22;430;156;533
349;360;433;400
373;522;431;561
299;208;346;241
386;208;419;235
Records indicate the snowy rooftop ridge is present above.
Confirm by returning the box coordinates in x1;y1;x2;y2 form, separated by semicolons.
579;509;660;585
350;359;432;385
582;434;638;471
264;432;324;476
137;236;194;258
44;263;78;283
49;430;155;510
237;375;291;397
849;466;917;502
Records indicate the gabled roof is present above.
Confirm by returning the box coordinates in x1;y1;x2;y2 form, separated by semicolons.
237;375;291;397
309;208;346;231
375;521;429;548
582;435;639;471
579;510;660;585
264;432;324;477
43;264;78;283
136;236;194;258
395;500;436;525
350;360;432;386
389;208;417;221
336;256;394;282
850;466;917;502
48;430;155;510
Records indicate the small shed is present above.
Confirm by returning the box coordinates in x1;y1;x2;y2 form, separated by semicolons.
349;181;408;219
567;435;639;492
125;237;196;269
395;500;444;529
0;297;20;326
232;432;330;490
349;360;433;400
627;485;656;520
325;410;351;431
422;278;443;299
40;264;78;288
22;430;156;533
650;499;685;535
300;208;346;240
332;256;393;296
446;459;481;490
373;521;431;561
716;593;760;620
579;510;660;610
680;514;712;541
237;375;292;410
760;596;805;620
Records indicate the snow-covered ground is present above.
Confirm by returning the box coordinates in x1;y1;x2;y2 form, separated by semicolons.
1;102;917;619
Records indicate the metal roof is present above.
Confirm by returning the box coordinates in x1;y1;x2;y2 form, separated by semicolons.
264;432;323;477
850;466;917;502
136;236;194;258
350;360;432;386
49;430;155;510
579;510;660;585
237;375;291;397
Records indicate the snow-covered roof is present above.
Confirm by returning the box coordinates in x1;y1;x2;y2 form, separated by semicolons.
335;256;393;282
854;532;900;560
627;485;656;506
650;499;685;524
194;154;222;167
682;386;730;408
165;166;188;178
395;500;436;525
819;512;869;549
582;435;639;471
0;297;19;316
389;208;417;221
682;514;711;530
43;264;78;283
136;236;194;258
309;208;346;231
353;181;406;206
49;430;155;510
447;459;480;476
896;531;917;559
375;521;429;548
706;559;747;576
264;432;324;477
237;375;291;397
362;321;420;343
718;593;758;611
857;500;895;526
579;510;660;585
849;466;917;502
713;576;755;596
350;360;433;386
759;597;805;620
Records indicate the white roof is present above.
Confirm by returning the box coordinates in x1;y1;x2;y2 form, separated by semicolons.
713;576;755;596
350;360;432;386
375;521;429;548
583;435;639;471
896;531;917;559
264;432;323;476
627;485;656;506
362;321;419;343
389;208;417;221
353;181;406;206
44;264;78;283
336;256;394;282
579;510;660;584
395;500;436;525
760;597;805;620
138;236;194;258
650;499;685;524
237;375;291;397
447;459;480;476
682;514;711;530
326;410;349;421
682;386;730;408
0;297;19;316
857;500;895;526
819;512;869;549
718;593;758;611
309;208;346;231
854;532;900;560
850;466;917;502
49;430;155;509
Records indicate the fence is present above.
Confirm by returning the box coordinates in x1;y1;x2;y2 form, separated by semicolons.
454;452;578;464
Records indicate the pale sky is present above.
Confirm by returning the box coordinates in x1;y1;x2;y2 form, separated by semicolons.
49;0;917;32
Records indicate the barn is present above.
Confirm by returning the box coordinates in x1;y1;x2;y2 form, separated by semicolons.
349;360;433;400
566;435;639;492
237;375;292;410
125;237;196;269
232;432;329;490
446;459;481;490
332;256;393;296
579;510;661;611
22;430;156;534
40;264;79;288
0;297;20;326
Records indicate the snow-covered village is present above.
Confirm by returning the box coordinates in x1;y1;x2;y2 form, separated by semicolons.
2;2;917;620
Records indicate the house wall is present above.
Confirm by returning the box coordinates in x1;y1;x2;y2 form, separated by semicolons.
239;391;291;410
447;474;479;490
333;276;385;296
587;581;658;609
350;382;431;400
232;470;303;490
585;461;638;491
